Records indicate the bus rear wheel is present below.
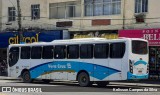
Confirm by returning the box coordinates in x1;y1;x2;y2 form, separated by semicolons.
22;71;33;83
78;72;91;87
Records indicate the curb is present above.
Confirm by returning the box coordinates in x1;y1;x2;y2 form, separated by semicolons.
122;80;160;84
0;76;21;80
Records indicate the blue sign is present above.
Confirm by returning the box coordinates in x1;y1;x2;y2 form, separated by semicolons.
0;30;67;48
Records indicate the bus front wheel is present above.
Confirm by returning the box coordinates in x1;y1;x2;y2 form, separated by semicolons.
78;72;91;87
22;71;33;83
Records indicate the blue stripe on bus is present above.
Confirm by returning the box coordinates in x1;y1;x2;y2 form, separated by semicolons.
29;61;121;80
127;72;148;79
134;60;147;66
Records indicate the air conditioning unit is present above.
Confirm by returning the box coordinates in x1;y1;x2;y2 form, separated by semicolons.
134;13;146;23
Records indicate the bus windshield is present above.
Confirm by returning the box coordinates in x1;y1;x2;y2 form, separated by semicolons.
132;40;148;54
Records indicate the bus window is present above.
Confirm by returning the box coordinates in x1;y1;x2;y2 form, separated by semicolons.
21;46;31;59
54;45;66;59
9;47;19;67
110;43;125;58
132;40;148;54
42;46;54;59
80;44;93;59
67;45;79;59
94;44;109;58
31;46;42;59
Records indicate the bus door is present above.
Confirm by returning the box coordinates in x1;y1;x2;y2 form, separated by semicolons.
8;47;19;77
108;42;125;80
93;44;109;81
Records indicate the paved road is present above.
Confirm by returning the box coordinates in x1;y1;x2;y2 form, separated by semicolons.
0;80;160;95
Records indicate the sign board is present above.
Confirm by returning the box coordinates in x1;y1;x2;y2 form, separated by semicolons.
119;29;160;46
0;30;69;48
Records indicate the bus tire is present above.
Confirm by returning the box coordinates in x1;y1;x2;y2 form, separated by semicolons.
96;81;109;87
22;71;33;83
78;72;90;87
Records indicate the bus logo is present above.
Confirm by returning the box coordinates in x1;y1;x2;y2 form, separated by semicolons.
67;63;71;69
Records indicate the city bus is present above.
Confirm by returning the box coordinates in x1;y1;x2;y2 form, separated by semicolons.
7;38;149;87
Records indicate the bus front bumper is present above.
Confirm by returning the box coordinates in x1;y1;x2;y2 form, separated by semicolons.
127;72;148;79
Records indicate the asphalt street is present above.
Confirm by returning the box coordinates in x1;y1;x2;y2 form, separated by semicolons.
0;79;160;95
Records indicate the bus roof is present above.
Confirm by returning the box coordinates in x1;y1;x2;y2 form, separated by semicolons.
8;37;147;47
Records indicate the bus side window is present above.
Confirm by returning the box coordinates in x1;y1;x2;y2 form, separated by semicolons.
94;44;109;58
80;44;93;59
9;47;19;67
110;43;125;58
31;46;42;59
67;45;79;59
21;46;31;59
54;45;66;59
42;46;54;59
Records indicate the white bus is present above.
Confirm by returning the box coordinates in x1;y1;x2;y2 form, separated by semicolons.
7;38;149;87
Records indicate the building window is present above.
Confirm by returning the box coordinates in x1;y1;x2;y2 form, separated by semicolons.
66;3;76;18
110;43;125;58
49;1;81;19
84;0;121;16
135;0;148;13
85;0;93;16
8;7;16;21
94;0;103;16
31;4;40;20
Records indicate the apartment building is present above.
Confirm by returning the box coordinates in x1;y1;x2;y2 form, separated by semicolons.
0;0;160;36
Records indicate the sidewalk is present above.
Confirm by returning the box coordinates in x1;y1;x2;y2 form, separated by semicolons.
120;80;160;85
0;76;20;80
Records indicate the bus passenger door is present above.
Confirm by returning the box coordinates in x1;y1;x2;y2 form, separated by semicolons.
8;47;19;77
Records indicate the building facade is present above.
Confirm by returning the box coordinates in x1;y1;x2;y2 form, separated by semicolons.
1;0;160;78
1;0;160;32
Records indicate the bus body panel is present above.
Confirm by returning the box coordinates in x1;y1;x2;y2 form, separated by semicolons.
93;59;109;81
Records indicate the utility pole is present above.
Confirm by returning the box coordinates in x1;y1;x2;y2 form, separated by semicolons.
17;0;23;43
122;0;126;29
